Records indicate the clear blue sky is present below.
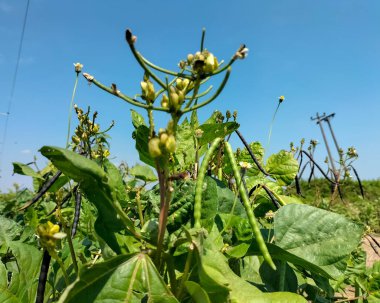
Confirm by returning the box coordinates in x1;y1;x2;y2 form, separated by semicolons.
1;0;379;191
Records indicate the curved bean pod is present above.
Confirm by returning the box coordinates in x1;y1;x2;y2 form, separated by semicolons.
225;142;276;270
193;137;222;228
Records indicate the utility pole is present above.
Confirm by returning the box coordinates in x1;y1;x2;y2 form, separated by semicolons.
311;112;338;176
323;113;341;154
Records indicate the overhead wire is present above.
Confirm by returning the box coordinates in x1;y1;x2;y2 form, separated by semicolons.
0;0;31;167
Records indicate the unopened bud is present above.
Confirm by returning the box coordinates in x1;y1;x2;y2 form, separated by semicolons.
187;54;194;64
148;138;162;158
165;135;176;153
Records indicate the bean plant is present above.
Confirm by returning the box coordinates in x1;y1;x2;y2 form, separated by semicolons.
1;28;378;303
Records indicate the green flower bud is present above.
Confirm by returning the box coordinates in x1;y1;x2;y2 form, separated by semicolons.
187;54;194;64
149;137;162;158
165;135;176;153
160;133;169;145
176;78;183;90
170;92;179;109
177;91;185;105
92;123;100;133
72;135;80;144
161;94;169;108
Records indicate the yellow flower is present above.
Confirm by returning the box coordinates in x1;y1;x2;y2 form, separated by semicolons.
239;161;253;169
279;95;285;103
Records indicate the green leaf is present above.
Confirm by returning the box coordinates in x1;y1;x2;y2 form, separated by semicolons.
259;260;298;292
134;125;155;167
175;119;195;169
40;146;135;254
190;110;199;129
129;164;157;182
130;109;147;129
243;241;332;278
185;281;211;303
0;242;42;303
274;204;363;279
197;122;239;146
58;253;179;303
0;216;22;253
201;177;246;223
236;141;265;176
197;239;307;303
266;150;299;186
12;162;43;180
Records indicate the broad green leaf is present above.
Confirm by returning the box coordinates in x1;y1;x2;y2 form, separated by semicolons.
197;241;307;303
175;119;195;169
0;242;42;303
185;281;211;303
143;180;195;233
236;141;265;176
197;122;239;146
129;164;157;182
130;109;147;129
259;260;298;292
266;150;299;186
190;109;199;129
201;177;246;223
58;253;179;303
40;146;135;254
12;162;43;179
242;241;332;278
0;216;22;252
274;204;363;279
134;125;155;167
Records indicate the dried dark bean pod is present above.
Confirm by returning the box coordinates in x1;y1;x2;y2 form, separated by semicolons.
19;171;62;210
301;150;336;184
235;130;270;176
348;164;364;198
248;184;281;209
47;184;79;216
295;175;302;196
307;162;315;184
35;250;51;303
71;187;82;237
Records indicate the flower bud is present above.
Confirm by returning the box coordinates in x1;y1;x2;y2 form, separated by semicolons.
148;138;162;158
176;78;183;90
160;133;169;145
73;62;83;73
170;92;179;109
177;91;185;105
92;123;100;133
165;135;176;153
187;54;194;64
72;135;80;144
161;94;169;108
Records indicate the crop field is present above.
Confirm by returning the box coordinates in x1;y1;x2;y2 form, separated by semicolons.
0;26;379;303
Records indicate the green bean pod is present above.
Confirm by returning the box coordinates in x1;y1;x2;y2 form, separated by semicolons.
224;142;276;270
194;137;222;228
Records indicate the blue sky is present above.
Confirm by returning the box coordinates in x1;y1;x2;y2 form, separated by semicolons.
1;0;379;191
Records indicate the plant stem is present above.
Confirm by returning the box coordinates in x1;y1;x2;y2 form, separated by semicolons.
83;74;169;112
181;67;231;114
66;73;79;148
136;188;144;227
278;261;286;291
267;102;281;152
64;224;78;276
176;243;194;299
155;163;172;266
